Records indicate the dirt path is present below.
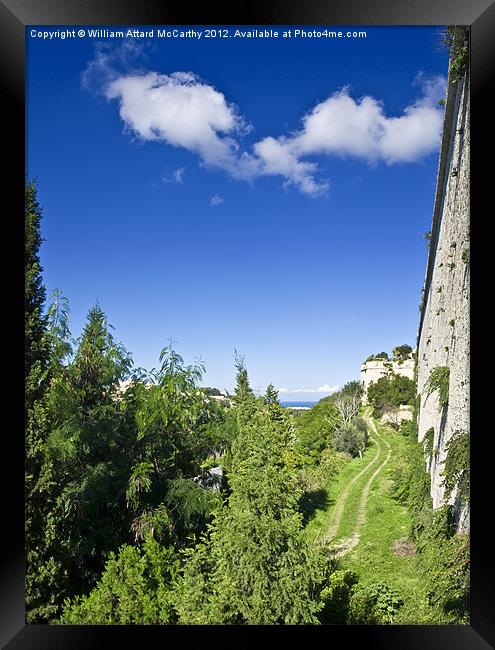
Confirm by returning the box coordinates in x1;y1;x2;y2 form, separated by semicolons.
317;417;382;546
322;416;392;558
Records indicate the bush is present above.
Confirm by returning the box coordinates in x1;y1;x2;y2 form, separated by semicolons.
319;570;358;623
59;536;179;624
425;367;450;409
367;374;416;418
399;420;418;440
332;418;368;458
348;581;404;624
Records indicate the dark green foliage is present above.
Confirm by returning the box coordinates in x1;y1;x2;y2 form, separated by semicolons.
264;382;279;405
399;419;418;441
423;428;435;460
450;45;468;83
389;426;470;624
203;386;222;396
442;431;469;502
173;400;326;624
348;581;404;624
425;367;450;409
392;344;413;361
25;179;49;393
333;417;369;458
59;537;179;624
340;380;364;399
25;180;61;623
294;396;341;461
367;374;416;418
365;352;388;362
319;570;358;623
422;532;469;623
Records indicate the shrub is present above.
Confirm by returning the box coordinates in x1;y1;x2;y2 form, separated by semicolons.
367;374;416;418
319;570;358;623
425;367;450;409
348;581;404;624
332;418;369;458
442;430;469;502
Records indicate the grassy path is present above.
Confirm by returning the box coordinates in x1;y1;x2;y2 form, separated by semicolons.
322;415;391;557
319;422;383;546
303;416;430;622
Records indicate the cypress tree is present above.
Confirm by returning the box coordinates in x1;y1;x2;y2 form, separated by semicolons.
25;179;59;622
174;399;325;624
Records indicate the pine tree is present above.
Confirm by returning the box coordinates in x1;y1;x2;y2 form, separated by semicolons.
174;400;325;624
233;350;256;428
264;382;279;405
44;305;136;606
25;179;60;622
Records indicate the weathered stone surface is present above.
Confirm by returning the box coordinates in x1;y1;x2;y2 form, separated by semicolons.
360;358;415;404
416;34;469;532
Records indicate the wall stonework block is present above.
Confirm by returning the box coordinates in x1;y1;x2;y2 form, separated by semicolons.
416;31;469;532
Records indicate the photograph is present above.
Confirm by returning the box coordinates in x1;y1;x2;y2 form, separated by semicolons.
22;22;472;628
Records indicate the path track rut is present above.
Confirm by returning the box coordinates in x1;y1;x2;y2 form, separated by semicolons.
319;416;392;558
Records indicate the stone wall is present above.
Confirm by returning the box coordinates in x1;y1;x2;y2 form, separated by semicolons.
416;28;470;532
360;357;415;403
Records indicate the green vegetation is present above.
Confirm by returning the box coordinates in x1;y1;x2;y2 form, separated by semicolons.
365;352;389;362
425;366;450;408
59;537;179;624
443;431;470;502
389;419;469;623
26;181;470;626
173;380;326;624
348;581;404;624
333;417;369;458
367;374;416;418
392;344;413;361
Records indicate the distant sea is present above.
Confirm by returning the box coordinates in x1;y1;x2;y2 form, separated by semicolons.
281;401;317;409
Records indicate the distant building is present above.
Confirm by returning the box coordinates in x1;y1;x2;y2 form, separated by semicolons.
360;355;415;404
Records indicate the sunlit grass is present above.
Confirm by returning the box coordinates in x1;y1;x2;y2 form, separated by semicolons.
337;423;431;623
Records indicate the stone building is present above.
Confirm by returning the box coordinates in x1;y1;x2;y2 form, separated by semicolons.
360;356;415;404
416;27;469;532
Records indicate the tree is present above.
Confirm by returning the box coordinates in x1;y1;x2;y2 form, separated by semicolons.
25;180;67;623
264;382;279;405
294;397;341;463
367;374;416;418
43;305;137;609
365;352;389;362
333;418;369;458
392;344;413;361
173;400;326;624
126;344;224;545
232;349;257;429
59;536;179;624
335;390;362;425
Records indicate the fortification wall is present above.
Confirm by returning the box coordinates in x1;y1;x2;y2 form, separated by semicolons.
416;29;469;532
360;358;415;403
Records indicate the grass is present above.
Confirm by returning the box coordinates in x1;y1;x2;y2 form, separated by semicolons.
303;439;378;545
303;418;432;623
336;422;431;623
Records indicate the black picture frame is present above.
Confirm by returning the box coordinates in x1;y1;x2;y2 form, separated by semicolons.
2;0;493;647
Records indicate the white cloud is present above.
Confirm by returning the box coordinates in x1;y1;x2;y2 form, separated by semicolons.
105;71;257;179
253;136;329;197
210;193;224;206
162;167;185;184
85;45;445;197
255;75;446;192
278;384;340;395
174;167;185;184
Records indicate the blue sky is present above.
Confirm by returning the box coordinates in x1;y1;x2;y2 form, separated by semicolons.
27;26;449;399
